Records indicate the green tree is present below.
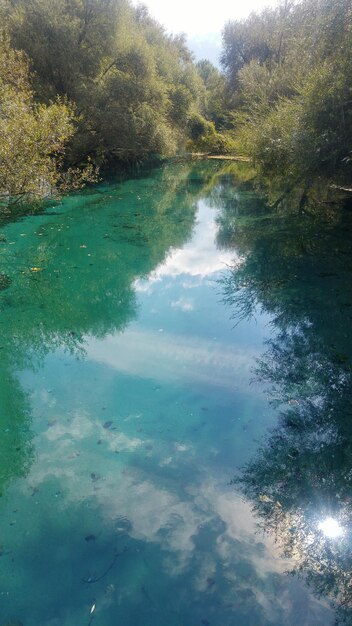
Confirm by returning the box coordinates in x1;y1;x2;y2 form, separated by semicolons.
221;0;352;184
196;59;229;129
0;33;74;202
4;0;204;165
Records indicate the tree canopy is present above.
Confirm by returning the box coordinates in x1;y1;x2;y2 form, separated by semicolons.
221;0;352;183
0;32;74;201
1;0;206;169
0;0;351;201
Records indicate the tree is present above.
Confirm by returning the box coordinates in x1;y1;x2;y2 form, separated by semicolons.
197;59;229;129
221;0;352;183
0;32;74;202
4;0;205;165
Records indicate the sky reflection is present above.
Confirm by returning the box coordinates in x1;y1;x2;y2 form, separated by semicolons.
0;165;337;625
135;201;238;287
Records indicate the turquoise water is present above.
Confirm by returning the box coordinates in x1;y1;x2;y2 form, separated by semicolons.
1;161;351;625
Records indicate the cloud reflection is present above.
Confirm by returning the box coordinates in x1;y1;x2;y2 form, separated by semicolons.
15;397;333;625
85;328;257;392
135;202;238;291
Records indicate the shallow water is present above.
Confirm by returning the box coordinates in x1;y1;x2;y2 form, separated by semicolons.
1;161;351;625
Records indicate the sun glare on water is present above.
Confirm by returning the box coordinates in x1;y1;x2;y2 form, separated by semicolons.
318;517;344;539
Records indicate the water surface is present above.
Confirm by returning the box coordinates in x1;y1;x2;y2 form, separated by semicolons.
1;161;351;625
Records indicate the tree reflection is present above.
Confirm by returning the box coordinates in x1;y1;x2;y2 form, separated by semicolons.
0;162;203;495
218;174;352;623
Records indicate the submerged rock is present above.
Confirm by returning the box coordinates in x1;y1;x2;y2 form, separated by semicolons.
0;274;11;291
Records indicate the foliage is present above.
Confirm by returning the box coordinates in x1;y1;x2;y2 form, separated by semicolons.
187;113;237;154
221;7;282;91
196;59;230;129
0;0;212;205
2;0;204;166
221;0;352;182
0;32;75;202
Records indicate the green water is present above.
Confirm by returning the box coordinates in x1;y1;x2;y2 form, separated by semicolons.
0;161;351;625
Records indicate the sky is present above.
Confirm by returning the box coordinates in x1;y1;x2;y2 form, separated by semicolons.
132;0;279;64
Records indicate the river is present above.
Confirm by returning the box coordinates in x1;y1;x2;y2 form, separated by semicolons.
1;160;351;625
